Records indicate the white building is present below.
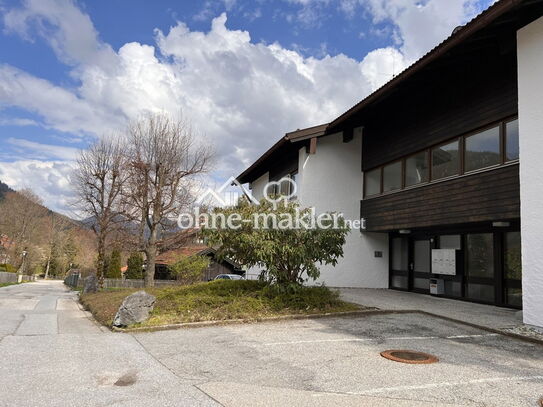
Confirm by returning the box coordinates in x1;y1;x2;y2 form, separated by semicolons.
237;0;543;328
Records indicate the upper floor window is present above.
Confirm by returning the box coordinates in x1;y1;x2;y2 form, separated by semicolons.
364;168;381;196
363;116;518;198
464;125;501;172
432;140;459;180
383;161;402;192
405;151;428;187
505;119;519;161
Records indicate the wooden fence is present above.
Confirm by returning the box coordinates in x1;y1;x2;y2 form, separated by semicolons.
72;276;183;289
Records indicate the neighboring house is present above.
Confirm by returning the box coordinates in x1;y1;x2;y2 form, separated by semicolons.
154;245;243;281
237;0;543;329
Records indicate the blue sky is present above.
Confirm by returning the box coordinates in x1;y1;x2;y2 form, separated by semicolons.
0;0;495;214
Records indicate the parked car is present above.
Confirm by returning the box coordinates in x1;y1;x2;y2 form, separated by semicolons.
214;274;244;281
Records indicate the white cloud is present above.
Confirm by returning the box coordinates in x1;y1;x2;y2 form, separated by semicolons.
3;0;116;68
0;0;491;214
341;0;487;60
0;160;75;214
6;138;79;161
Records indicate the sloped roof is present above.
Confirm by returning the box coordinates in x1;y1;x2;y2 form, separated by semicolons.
328;0;525;130
155;245;209;265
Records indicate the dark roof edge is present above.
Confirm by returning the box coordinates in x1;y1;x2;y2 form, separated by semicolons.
236;135;289;183
286;123;328;141
327;0;521;130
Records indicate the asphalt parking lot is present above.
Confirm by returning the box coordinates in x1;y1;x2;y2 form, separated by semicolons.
2;282;542;406
135;312;543;406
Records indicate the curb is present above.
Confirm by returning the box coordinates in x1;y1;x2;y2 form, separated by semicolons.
110;308;382;333
413;310;543;347
112;308;543;346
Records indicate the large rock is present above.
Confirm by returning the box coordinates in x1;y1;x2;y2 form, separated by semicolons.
113;291;156;327
83;274;98;294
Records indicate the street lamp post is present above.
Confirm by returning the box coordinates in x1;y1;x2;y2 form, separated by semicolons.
17;250;28;283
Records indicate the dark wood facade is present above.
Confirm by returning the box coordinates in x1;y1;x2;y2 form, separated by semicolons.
361;44;518;171
361;164;519;232
355;7;523;233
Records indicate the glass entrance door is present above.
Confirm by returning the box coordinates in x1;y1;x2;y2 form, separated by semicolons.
390;237;409;290
465;233;495;303
411;239;431;293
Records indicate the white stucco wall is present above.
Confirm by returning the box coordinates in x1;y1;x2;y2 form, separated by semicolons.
249;172;269;201
298;132;389;288
244;172;270;279
517;17;543;328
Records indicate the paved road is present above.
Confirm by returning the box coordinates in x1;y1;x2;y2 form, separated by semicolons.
0;281;218;407
1;281;543;406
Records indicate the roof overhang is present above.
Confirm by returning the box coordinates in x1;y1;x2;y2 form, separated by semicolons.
236;123;328;184
327;0;527;132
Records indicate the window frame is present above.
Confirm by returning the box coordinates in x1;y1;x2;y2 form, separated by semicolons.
430;138;461;181
504;118;520;163
463;123;502;174
363;116;519;199
382;160;403;193
404;150;430;188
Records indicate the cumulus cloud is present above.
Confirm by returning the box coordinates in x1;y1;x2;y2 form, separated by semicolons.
0;0;490;213
0;160;75;215
6;138;79;161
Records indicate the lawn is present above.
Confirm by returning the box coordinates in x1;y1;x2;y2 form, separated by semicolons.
80;280;361;328
0;282;18;288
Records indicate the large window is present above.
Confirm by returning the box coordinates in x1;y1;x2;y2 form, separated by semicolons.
363;117;519;198
383;161;402;192
364;168;381;196
464;126;501;172
466;233;494;279
505;119;519;161
432;140;459;180
405;151;428;187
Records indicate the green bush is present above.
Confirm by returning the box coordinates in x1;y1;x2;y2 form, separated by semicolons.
169;255;210;284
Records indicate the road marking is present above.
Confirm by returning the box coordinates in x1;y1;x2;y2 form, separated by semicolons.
345;375;543;395
262;333;499;346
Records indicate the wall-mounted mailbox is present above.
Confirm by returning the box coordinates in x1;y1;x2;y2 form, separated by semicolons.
431;249;457;275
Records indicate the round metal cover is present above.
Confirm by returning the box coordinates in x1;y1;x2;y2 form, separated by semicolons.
380;350;438;364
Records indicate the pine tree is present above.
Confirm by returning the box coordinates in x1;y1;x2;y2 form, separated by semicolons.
106;249;122;278
125;252;144;279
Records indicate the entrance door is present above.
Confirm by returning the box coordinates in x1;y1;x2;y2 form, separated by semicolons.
390;237;409;290
465;233;495;303
411;239;431;293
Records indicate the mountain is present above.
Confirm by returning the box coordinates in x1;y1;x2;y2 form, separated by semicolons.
0;180;14;200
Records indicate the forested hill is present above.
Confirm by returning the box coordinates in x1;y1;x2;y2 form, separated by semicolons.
0;179;13;199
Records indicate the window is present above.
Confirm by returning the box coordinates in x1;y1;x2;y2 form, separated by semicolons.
466;233;494;278
432;140;459;180
405;151;428;187
364;168;381;196
505;119;519;161
361;118;518;199
383;161;402;192
504;232;521;280
277;172;298;199
464;126;501;172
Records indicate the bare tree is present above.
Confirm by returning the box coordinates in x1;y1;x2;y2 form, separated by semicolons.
0;190;47;271
73;138;127;285
41;214;71;279
124;114;212;287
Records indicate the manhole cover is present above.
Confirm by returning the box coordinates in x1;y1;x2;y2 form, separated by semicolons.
380;350;438;364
